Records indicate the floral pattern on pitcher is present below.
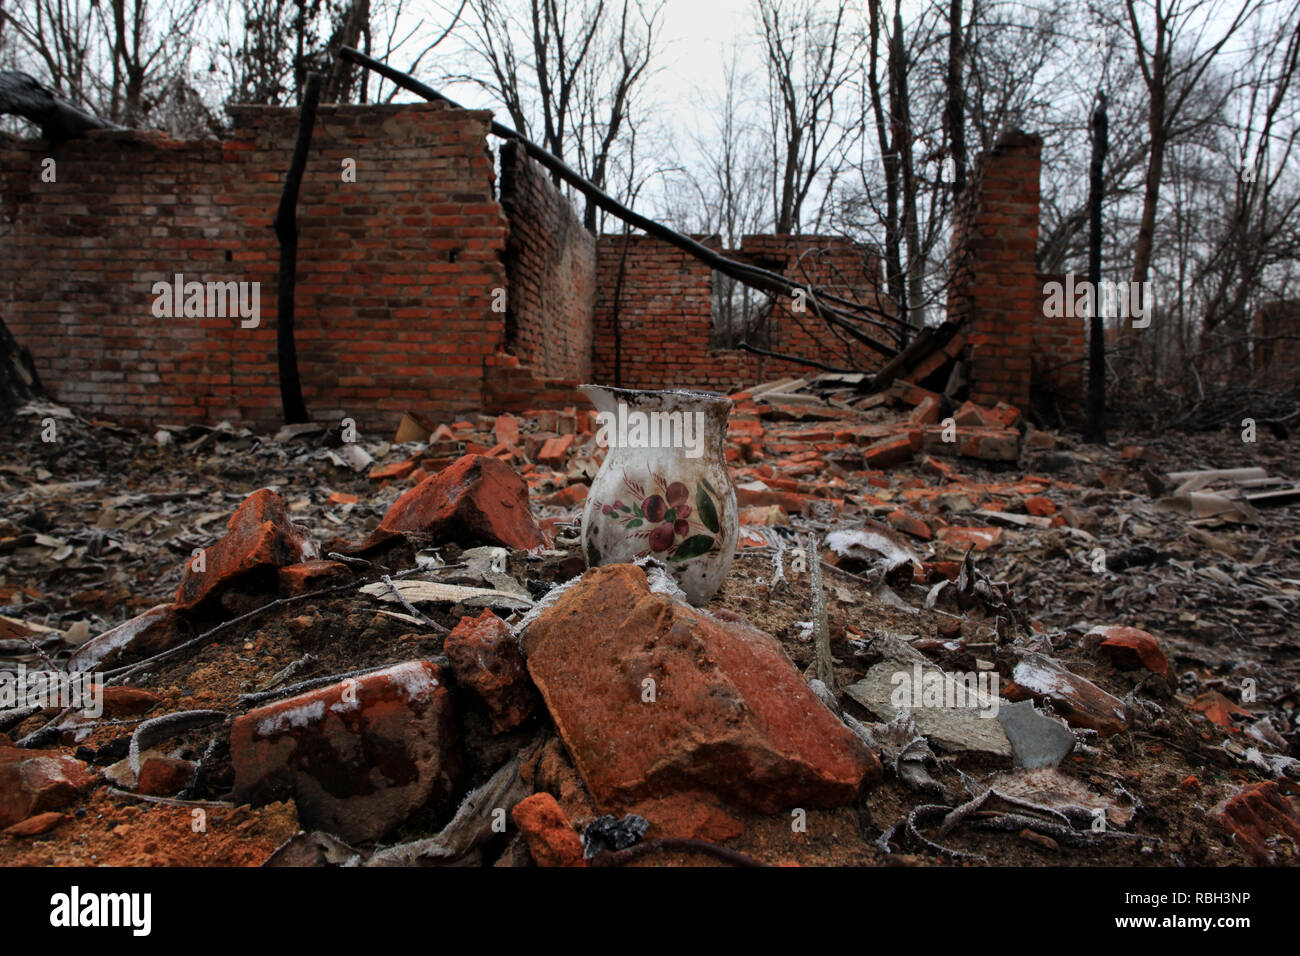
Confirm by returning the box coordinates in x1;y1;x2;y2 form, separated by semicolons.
593;471;725;562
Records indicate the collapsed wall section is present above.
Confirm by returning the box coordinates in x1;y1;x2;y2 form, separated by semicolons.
1;102;507;431
591;233;887;391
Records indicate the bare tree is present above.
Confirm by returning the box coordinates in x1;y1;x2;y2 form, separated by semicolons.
457;0;662;225
755;0;858;235
1116;0;1261;331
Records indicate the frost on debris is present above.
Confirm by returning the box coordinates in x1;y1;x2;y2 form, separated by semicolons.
258;699;325;737
825;526;917;573
384;660;437;703
636;555;687;602
510;574;583;643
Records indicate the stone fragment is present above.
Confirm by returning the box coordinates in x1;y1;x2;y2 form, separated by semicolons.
844;659;1012;758
995;700;1075;769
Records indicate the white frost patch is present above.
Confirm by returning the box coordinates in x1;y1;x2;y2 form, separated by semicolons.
258;699;325;736
637;556;687;602
511;574;583;646
384;661;436;703
825;528;917;569
329;697;361;716
68;606;168;673
1012;657;1078;697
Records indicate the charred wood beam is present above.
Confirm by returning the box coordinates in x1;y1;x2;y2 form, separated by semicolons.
338;47;903;360
272;73;321;425
0;71;120;142
733;340;860;375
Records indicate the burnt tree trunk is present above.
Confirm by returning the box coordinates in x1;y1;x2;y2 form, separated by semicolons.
1085;93;1109;444
272;73;321;425
0;315;47;419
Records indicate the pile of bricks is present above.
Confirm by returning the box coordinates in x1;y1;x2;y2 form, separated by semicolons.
362;378;1080;560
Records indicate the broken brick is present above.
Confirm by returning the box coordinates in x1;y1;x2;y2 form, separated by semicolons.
540;483;588;508
511;792;587;867
359;454;547;553
1024;496;1056;516
1191;690;1253;727
444;609;533;732
230;660;462;842
887;508;932;540
536;434;575;468
936;526;1002;552
1090;625;1169;676
368;455;420;482
1214;782;1300;865
174;489;318;611
3;810;70;837
522;564;879;816
494;413;520;447
0;747;98;829
909;395;942;426
864;433;917;469
278;559;352;596
136;756;195;796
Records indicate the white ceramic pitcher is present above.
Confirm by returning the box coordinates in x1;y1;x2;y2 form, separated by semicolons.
579;385;739;605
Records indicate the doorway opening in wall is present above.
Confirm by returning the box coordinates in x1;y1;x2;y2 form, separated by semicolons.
710;270;773;350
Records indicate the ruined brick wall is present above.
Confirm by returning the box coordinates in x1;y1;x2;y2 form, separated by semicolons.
498;140;595;382
1253;300;1300;391
947;130;1043;409
1034;271;1087;404
1;102;507;431
591;233;887;390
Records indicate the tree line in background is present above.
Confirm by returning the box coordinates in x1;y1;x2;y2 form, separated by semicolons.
1;0;1297;405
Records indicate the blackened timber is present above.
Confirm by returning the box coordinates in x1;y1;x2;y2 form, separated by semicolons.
733;341;861;375
0;71;120;142
338;47;903;360
272;73;320;425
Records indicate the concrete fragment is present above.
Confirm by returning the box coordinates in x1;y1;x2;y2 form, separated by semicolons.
844;661;1012;758
996;700;1075;769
